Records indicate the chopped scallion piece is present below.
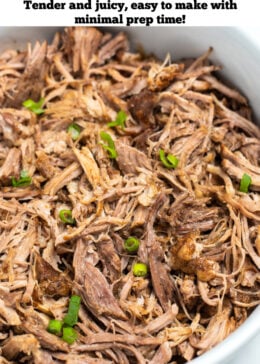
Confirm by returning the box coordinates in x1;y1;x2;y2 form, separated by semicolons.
239;173;252;193
62;326;78;344
166;154;179;168
22;97;45;115
124;237;140;253
107;110;127;129
67;123;81;140
63;295;81;327
11;170;32;187
100;131;117;159
47;319;63;335
159;149;179;169
59;209;76;225
133;262;148;277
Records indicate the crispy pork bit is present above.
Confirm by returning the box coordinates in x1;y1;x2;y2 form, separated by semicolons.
170;233;218;282
127;89;158;126
0;27;259;364
34;254;72;298
35;151;56;179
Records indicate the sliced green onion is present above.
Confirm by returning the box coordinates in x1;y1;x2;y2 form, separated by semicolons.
133;262;148;277
239;173;252;193
11;170;32;187
63;295;81;327
166;154;179;168
159;149;179;169
124;237;140;253
59;209;76;225
22;97;45;115
47;319;63;335
67;123;81;140
107;110;127;129
100;131;117;159
62;326;78;344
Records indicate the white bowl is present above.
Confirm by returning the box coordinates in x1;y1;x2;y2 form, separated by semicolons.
0;27;259;364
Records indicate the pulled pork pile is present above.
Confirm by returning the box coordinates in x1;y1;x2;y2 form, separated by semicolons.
0;27;260;364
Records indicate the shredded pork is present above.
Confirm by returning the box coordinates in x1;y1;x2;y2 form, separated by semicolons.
0;27;259;363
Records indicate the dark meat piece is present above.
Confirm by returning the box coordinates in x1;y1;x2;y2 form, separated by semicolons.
97;237;121;282
168;194;221;234
5;42;49;107
98;32;129;64
35;151;56;179
140;193;168;263
127;89;158;126
116;140;152;175
149;244;175;312
241;140;260;166
77;262;127;320
142;194;175;311
63;27;103;76
34;254;71;298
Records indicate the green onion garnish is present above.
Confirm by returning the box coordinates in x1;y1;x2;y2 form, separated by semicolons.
62;327;78;344
59;209;76;225
11;170;32;187
100;131;117;159
47;319;63;335
133;262;148;277
63;295;81;327
46;295;81;344
239;173;252;193
124;237;140;253
159;149;179;169
67;123;81;140
107;110;127;129
22;97;45;115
